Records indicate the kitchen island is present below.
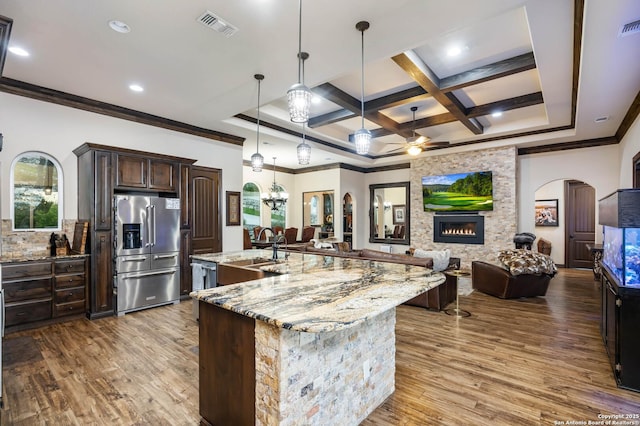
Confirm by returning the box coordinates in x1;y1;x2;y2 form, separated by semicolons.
191;249;445;425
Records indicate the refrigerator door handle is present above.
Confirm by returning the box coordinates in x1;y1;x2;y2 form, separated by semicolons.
1;288;5;338
154;254;177;260
150;204;156;247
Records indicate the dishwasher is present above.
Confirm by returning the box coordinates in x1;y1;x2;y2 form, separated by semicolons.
191;259;217;320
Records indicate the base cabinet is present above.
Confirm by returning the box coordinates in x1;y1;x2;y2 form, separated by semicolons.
1;257;88;332
601;266;640;392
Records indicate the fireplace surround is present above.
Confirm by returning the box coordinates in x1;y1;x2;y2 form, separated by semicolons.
434;215;484;245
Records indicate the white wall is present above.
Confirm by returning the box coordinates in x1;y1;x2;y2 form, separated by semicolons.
618;114;640;187
518;144;620;248
534;179;566;264
0;93;245;252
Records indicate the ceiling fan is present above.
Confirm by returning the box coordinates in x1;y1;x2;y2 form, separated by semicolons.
384;106;449;155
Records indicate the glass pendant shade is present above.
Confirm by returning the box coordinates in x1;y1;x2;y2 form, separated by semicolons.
354;128;371;155
251;152;264;171
297;141;311;165
287;83;312;123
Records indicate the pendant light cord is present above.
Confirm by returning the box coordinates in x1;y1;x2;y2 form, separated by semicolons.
297;0;303;84
256;79;261;153
360;26;365;128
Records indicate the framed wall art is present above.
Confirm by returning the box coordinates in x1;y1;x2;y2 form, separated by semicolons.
392;204;406;225
534;199;559;227
226;191;241;226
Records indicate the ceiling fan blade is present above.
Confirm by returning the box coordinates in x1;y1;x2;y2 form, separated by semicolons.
406;135;429;144
422;140;449;147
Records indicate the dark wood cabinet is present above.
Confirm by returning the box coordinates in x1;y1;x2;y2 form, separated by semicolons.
1;257;88;331
180;229;193;296
180;164;192;229
115;153;178;193
601;267;640;392
53;258;88;318
74;143;196;317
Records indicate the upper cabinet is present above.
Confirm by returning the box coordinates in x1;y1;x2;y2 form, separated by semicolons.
115;154;178;192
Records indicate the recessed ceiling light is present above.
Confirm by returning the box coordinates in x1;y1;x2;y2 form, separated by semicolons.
491;111;503;118
129;84;144;92
109;20;131;33
447;46;462;57
8;46;29;57
594;116;609;123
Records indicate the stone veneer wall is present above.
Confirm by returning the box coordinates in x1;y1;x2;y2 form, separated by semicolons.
254;309;396;425
410;146;517;268
1;219;77;258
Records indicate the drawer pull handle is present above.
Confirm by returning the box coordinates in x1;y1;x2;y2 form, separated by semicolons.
68;292;74;297
68;306;74;310
17;312;26;316
68;278;74;282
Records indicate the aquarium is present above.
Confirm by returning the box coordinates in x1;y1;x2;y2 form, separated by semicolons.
602;225;640;286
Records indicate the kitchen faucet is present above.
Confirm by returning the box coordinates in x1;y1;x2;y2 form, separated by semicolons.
256;227;288;260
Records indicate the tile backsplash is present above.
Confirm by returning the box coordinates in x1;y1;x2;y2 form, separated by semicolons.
1;219;78;259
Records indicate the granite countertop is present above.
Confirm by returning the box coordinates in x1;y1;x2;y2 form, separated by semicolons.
191;250;445;333
0;253;89;264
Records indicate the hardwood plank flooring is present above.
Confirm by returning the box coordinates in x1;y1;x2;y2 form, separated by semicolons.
2;268;640;425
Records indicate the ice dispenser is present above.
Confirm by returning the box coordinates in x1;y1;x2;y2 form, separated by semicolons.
123;223;142;249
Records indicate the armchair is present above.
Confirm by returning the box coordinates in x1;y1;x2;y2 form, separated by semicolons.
472;261;551;299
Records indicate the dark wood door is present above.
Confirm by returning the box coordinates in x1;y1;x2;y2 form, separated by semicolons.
565;180;595;268
192;166;222;254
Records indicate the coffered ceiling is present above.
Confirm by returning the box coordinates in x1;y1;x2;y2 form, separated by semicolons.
1;0;639;169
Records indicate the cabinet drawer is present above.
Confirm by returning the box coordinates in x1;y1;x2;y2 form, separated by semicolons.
55;274;85;289
55;286;85;304
6;299;52;326
55;259;85;275
54;300;86;318
4;278;53;303
2;261;52;280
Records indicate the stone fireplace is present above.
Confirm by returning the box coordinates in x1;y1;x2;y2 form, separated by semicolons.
433;215;484;245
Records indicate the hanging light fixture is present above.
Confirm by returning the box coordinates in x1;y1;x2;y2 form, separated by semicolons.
287;0;312;123
261;157;289;211
296;51;311;165
354;21;371;155
251;74;265;172
297;123;311;165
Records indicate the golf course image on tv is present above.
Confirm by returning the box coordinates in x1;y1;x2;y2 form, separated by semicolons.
422;171;493;212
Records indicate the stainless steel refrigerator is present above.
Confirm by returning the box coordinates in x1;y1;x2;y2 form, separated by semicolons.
114;194;181;316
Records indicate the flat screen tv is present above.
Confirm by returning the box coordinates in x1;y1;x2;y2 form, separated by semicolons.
422;171;493;212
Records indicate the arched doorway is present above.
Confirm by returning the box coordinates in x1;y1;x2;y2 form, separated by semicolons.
535;179;595;267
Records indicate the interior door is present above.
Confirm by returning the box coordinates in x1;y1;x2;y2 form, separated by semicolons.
192;166;222;254
565;180;595;268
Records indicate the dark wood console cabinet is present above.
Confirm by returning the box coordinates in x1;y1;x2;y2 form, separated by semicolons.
74;143;196;318
601;267;640;392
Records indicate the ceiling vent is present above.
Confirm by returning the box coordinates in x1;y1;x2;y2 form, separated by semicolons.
618;19;640;38
197;10;238;37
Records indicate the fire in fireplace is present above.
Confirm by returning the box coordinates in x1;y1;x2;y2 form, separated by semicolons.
434;215;484;244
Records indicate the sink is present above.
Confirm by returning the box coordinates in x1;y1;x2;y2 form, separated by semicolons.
223;257;272;267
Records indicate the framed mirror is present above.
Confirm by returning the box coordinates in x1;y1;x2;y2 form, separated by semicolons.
369;182;410;245
303;190;334;237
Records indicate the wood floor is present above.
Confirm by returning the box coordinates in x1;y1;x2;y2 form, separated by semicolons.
2;268;640;425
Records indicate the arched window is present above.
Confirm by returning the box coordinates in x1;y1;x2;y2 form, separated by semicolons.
270;184;287;229
11;152;63;230
242;182;261;237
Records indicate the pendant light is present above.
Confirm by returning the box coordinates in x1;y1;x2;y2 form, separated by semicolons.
287;0;312;123
251;74;265;172
297;123;311;165
261;157;289;211
354;21;371;155
296;52;311;165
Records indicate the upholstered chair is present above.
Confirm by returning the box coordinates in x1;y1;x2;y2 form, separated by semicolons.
300;226;315;242
284;227;298;244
